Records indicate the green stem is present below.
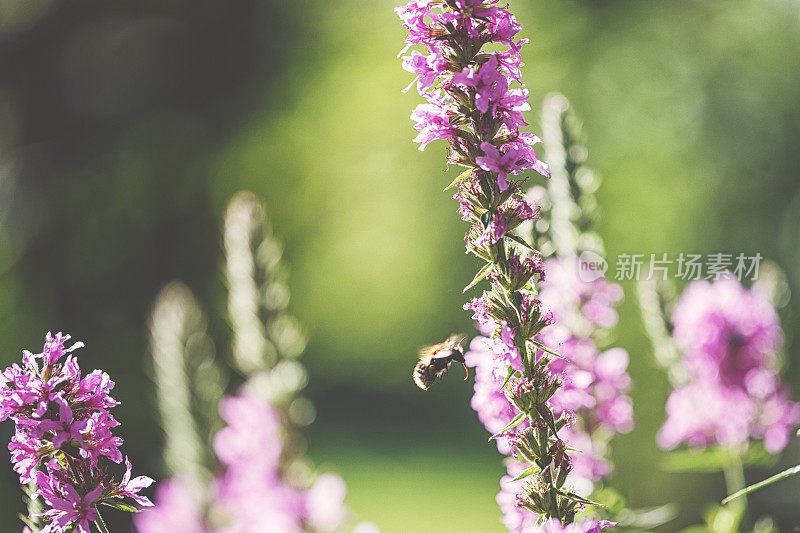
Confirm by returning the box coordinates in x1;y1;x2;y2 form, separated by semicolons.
723;463;800;505
722;450;747;521
94;507;110;533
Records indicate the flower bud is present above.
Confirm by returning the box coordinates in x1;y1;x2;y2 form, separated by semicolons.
509;427;539;463
495;252;544;293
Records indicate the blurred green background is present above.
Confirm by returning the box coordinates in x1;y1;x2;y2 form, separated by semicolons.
1;0;800;530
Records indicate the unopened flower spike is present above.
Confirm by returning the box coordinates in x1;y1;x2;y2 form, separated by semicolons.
137;193;377;533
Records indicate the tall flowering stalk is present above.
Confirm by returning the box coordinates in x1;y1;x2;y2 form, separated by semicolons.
1;332;153;532
136;192;375;533
397;2;614;529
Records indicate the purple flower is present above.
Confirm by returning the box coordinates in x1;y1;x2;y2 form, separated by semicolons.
305;473;348;532
498;460;617;532
476;142;524;191
36;472;102;533
497;463;539;532
36;396;88;449
451;54;509;115
465;254;633;486
672;278;782;388
214;394;283;476
398;0;582;524
659;372;800;453
116;457;155;507
658;381;751;450
402;50;448;93
212;393;307;533
464;295;493;326
532;256;633;482
507;136;550;179
503;196;539;229
73;370;118;411
41;332;84;366
660;278;800;452
411;102;456;150
488;253;545;291
538;257;622;330
395;1;436;49
134;480;209;533
139;390;358;533
465;334;527;455
487;7;523;47
496;88;530;130
9;431;39;483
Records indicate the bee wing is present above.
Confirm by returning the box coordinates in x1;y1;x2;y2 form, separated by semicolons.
416;352;435;366
418;334;466;359
445;333;467;349
418;342;445;359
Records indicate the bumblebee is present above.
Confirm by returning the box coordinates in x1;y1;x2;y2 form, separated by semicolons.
413;334;468;390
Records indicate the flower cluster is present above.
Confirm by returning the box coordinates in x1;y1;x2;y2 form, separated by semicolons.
136;392;362;533
658;277;799;453
398;0;548;187
1;332;153;532
398;1;613;529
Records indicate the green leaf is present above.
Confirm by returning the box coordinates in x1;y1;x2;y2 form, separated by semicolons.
722;464;800;504
443;168;475;192
506;233;534;251
18;514;38;530
55;451;69;470
554;487;605;507
529;340;570;362
533;403;559;437
100;499;141;513
463;262;494;293
499;366;517;391
510;463;540;481
662;444;776;473
488;412;527;441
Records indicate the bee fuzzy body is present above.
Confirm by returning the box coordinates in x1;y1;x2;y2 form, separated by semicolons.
413;334;468;390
